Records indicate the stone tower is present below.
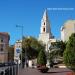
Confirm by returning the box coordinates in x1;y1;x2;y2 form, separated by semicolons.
39;10;53;44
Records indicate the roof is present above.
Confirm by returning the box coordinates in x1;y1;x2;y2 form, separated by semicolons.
0;32;10;40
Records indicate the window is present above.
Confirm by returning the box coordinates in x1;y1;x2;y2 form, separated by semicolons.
1;48;3;51
0;37;3;43
1;39;3;42
19;45;21;48
43;28;45;32
0;44;4;51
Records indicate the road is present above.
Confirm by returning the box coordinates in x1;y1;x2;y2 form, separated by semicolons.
19;68;72;75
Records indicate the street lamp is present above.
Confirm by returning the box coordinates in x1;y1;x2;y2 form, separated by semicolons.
16;25;23;68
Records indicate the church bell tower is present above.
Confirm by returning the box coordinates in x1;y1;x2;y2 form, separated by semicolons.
39;9;53;44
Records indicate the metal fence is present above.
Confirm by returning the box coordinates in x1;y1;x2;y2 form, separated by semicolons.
0;62;18;75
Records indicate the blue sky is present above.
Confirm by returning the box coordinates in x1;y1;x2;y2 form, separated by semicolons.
0;0;75;45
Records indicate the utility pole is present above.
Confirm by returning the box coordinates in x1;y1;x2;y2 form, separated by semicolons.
16;25;23;69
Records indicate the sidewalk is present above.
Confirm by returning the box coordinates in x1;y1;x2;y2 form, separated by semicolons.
19;67;72;75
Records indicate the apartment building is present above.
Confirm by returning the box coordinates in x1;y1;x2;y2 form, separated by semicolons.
0;32;10;63
61;20;75;42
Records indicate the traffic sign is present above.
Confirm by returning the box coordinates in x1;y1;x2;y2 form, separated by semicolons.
16;48;21;53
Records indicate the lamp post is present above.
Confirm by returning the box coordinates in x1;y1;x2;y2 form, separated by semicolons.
16;25;23;68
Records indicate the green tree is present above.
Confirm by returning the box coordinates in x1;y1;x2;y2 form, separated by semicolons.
49;46;60;66
22;36;45;60
37;49;46;66
63;33;75;70
48;41;66;66
50;41;66;57
56;41;66;56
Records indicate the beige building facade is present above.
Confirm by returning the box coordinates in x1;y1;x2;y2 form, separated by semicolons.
0;32;10;63
61;20;75;42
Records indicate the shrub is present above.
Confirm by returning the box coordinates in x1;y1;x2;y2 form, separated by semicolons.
37;50;46;66
37;50;49;73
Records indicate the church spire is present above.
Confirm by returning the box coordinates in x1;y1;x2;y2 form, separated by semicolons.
39;9;54;52
40;9;53;39
43;9;48;20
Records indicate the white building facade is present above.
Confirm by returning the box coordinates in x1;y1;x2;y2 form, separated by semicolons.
14;40;22;64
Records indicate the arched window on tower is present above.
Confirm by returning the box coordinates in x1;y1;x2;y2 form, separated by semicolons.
43;28;45;32
44;22;45;25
